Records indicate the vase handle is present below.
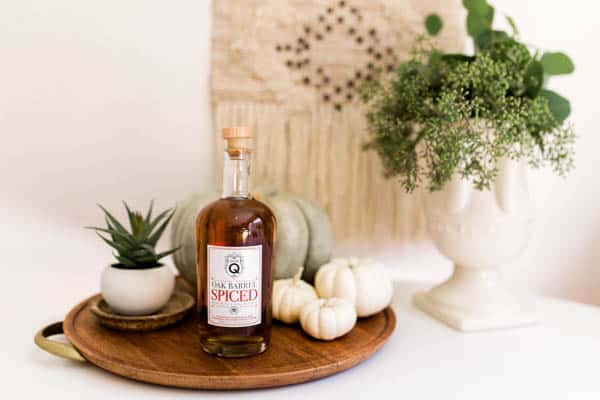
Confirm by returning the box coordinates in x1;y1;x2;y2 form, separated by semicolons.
446;174;471;213
495;158;529;213
34;322;86;362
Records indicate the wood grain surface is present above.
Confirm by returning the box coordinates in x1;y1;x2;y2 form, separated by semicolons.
63;290;396;390
89;290;194;332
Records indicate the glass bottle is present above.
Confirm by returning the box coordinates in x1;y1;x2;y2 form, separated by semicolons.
195;126;276;357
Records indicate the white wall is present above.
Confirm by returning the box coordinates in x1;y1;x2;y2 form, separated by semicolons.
0;0;213;222
496;0;600;304
2;1;599;304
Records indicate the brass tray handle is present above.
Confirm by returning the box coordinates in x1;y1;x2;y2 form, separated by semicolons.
34;322;86;362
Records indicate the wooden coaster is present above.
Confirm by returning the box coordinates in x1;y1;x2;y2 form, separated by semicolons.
90;290;194;331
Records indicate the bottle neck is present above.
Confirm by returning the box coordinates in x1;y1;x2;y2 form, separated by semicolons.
222;149;252;198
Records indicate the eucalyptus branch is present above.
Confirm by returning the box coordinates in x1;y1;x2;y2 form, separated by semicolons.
361;0;575;193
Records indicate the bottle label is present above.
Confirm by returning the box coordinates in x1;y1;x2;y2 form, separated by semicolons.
206;244;262;327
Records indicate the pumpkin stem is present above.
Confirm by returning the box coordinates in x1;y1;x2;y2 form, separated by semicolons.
293;267;304;284
251;191;262;201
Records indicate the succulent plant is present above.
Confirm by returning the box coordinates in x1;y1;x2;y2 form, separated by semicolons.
88;201;179;269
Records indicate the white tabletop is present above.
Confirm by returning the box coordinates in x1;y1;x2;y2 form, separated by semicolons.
3;205;600;400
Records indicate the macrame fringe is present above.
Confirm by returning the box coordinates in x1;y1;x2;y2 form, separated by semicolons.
214;101;426;244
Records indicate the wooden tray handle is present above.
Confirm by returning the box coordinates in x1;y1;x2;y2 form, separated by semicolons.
34;322;86;362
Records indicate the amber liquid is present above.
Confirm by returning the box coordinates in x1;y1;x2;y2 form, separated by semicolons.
195;196;276;357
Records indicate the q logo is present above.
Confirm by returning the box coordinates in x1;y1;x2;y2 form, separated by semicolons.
224;253;243;278
228;262;241;274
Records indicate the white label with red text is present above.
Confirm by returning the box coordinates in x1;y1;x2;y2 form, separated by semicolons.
207;245;262;327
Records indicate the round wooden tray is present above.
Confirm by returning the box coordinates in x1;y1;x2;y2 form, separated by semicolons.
39;292;396;390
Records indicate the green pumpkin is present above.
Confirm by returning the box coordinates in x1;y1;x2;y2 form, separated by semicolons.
257;190;308;280
171;191;219;286
170;188;333;289
293;197;333;281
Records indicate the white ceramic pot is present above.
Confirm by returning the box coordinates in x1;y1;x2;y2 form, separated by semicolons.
414;158;537;331
101;264;175;316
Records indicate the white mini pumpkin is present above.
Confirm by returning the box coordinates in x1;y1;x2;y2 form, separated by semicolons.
299;298;357;340
315;257;393;317
272;267;318;324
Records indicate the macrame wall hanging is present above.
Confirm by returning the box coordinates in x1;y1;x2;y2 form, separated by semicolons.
211;0;465;243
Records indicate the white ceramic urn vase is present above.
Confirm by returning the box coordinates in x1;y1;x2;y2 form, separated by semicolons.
101;264;175;316
414;158;537;331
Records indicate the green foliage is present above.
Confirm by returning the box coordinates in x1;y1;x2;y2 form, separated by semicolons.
464;0;494;38
524;60;543;97
505;14;518;36
475;30;510;50
463;0;491;15
425;14;443;36
539;89;571;123
361;1;576;193
88;201;179;268
541;52;575;75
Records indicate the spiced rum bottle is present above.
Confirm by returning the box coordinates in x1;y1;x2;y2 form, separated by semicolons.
195;126;276;357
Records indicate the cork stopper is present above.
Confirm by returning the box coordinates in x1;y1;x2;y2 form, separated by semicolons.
222;126;252;139
222;126;253;153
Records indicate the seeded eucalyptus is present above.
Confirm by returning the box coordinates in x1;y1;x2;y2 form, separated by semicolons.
88;202;179;268
361;0;575;192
